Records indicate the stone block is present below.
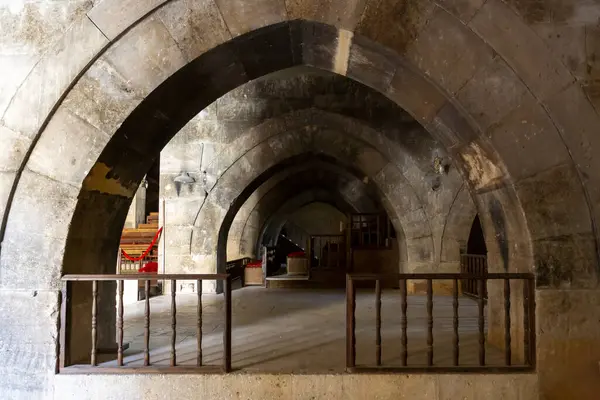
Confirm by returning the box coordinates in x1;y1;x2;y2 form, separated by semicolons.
0;0;93;54
0;125;31;173
437;375;522;400
163;197;204;225
61;57;143;136
157;0;232;62
103;17;187;97
469;0;574;101
0;54;37;117
456;56;529;131
385;61;447;124
533;233;598;289
516;164;592;240
401;208;433;240
5;169;78;241
214;0;287;37
1;16;108;138
347;35;398;94
160;140;205;173
87;0;167;40
356;0;437;55
405;8;495;95
232;22;296;80
533;23;588;81
285;0;367;30
546;82;600;208
164;225;194;256
290;20;341;71
28;107;110;187
433;0;485;22
0;289;59;400
405;235;435;264
486;93;570;181
0;171;15;223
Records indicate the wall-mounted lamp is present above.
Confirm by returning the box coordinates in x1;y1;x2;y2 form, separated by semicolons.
173;171;195;184
433;156;449;175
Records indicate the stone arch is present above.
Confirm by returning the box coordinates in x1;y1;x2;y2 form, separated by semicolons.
228;162;380;259
0;2;598;398
189;127;426;282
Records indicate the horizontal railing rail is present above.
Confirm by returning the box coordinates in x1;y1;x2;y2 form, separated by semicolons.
346;272;535;373
59;274;232;374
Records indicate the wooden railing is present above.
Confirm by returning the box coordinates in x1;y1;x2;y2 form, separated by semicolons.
460;254;488;299
346;273;536;373
58;274;232;374
309;234;346;269
349;213;392;249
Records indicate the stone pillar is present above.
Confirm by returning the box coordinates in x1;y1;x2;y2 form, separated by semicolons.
124;180;147;228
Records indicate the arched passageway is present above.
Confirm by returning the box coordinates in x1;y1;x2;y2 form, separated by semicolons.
0;1;598;398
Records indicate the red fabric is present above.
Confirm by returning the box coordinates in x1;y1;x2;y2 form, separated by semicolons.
287;251;305;258
247;261;262;268
121;227;163;261
138;261;158;273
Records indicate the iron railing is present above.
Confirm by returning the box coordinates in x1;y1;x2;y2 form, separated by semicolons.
58;274;232;374
346;273;535;373
460;254;488;299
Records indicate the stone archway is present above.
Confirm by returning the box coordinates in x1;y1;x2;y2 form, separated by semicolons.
0;1;598;398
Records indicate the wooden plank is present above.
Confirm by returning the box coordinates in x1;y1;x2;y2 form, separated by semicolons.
63;274;229;281
348;272;533;280
59;365;224;375
347;365;534;374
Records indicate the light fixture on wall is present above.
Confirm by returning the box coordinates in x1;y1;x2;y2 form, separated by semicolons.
174;171;195;184
433;156;449;175
173;172;195;197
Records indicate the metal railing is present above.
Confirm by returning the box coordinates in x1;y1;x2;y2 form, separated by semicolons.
309;234;346;269
58;274;232;374
345;273;536;373
460;254;488;299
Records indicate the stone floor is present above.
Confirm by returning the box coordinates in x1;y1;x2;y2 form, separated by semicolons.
103;287;504;372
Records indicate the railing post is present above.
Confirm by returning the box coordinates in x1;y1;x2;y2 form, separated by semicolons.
478;278;486;366
170;279;177;367
117;279;124;366
524;277;536;367
144;280;150;366
452;278;459;366
400;278;408;366
504;278;511;366
346;274;356;369
59;281;71;370
224;275;232;372
375;279;382;366
91;280;98;367
426;279;434;366
197;279;203;367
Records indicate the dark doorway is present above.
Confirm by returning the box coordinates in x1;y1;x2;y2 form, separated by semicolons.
467;215;487;255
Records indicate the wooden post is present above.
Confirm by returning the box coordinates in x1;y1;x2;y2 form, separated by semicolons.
144;280;150;366
504;278;511;366
59;281;71;370
453;278;459;366
197;279;203;367
117;280;124;366
224;276;232;372
346;274;356;369
171;279;176;367
426;279;433;366
375;279;382;366
478;278;485;366
91;280;98;367
401;278;408;366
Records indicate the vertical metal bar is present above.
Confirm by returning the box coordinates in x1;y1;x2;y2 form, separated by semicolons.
453;278;459;366
224;276;232;372
117;280;124;367
144;280;150;366
375;279;382;366
91;280;98;366
170;279;176;367
346;274;356;369
478;278;485;366
427;279;433;366
401;278;408;366
197;279;203;367
504;278;511;366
